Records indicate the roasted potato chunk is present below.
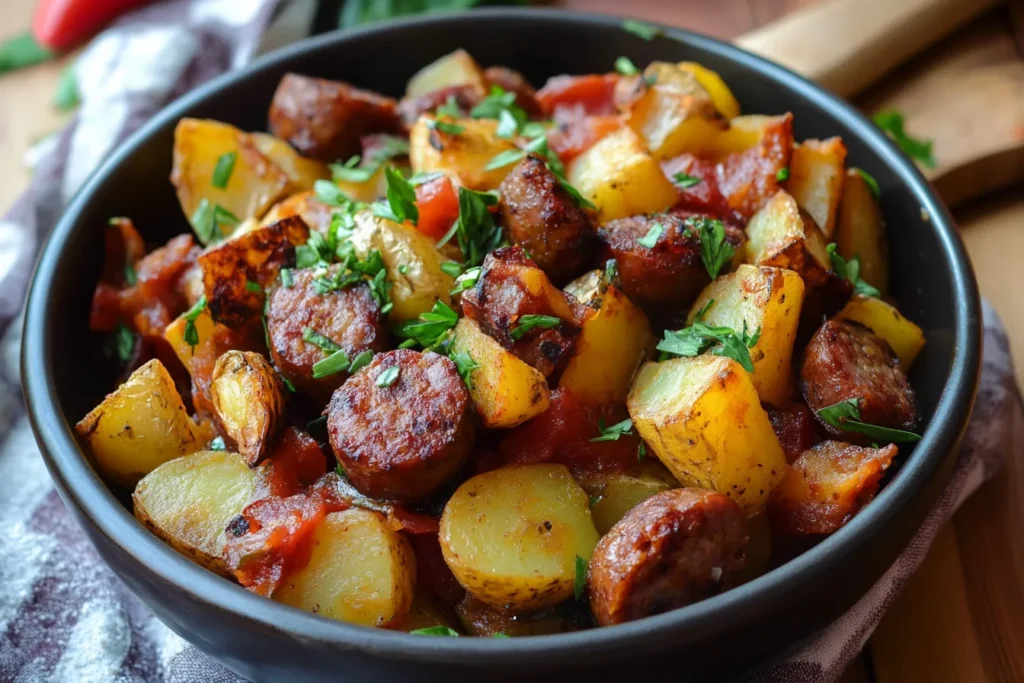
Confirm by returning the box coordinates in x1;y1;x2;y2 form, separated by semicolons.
677;62;741;119
769;441;899;535
786;138;847;238
248;132;330;193
566;126;679;223
628;355;787;514
133;450;256;575
450;317;551;429
560;269;657;404
268;73;401;162
835;168;888;294
406;49;487;99
171;119;293;234
716;114;794;219
273;508;416;628
199;216;308;326
576;461;680;534
409;115;518;191
76;359;205;488
687;265;805;406
588;488;748;626
348;211;455;324
210;351;286;467
745;190;831;289
439;464;600;612
259;191;335;234
837;295;925;370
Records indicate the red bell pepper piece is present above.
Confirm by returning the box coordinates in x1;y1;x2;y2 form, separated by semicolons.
414;175;460;241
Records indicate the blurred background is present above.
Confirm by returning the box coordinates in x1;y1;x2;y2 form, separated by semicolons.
0;0;1021;681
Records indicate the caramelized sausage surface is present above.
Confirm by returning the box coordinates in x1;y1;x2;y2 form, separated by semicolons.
269;73;401;161
499;156;597;285
800;320;918;438
588;488;748;626
267;267;386;398
327;349;474;503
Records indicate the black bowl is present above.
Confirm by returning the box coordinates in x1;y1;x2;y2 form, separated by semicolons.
22;8;980;682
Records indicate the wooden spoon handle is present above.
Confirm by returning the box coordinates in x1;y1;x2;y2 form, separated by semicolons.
735;0;1003;98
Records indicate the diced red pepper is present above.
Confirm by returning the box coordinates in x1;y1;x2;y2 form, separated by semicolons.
547;114;622;164
536;74;620;119
414;175;460;241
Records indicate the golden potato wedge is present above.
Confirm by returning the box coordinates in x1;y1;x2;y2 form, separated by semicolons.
259;191;335;234
677;62;741;119
164;308;218;378
835;168;888;295
348;210;455;324
409;116;517;191
837;295;925;370
132;450;256;575
248;132;330;193
626;62;726;160
687;265;805;406
786;138;847;238
576;460;680;534
274;508;416;628
450;317;551;428
668;114;786;161
745;190;831;289
566;126;679;223
199;215;308;326
76;359;204;488
334;165;389;204
406;49;487;99
627;355;787;514
171;119;292;234
439;464;600;612
560;269;657;404
210;351;286;466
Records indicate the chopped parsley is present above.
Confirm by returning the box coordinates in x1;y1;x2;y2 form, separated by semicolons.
687;216;735;279
470;86;528;139
435;95;462;119
450;266;482;296
827;243;881;298
429;119;466;136
442;187;502;268
123;261;137;287
658;320;760;372
53;65;79;112
211;151;238;189
113;323;135;363
775;167;789;182
410;626;459;637
190;200;239;246
638;441;647;463
303;327;341;353
449;350;480;389
440;261;463;278
372;167;419;225
336;462;347;477
589;495;601;508
408;171;445;187
673;173;702;188
637;222;663;249
245;280;262;294
399;300;459;350
330;155;376;184
209;436;226;451
574;555;587;601
483;133;592;210
314;179;355;207
614;56;639;76
279;268;294;288
622;19;661;40
347;350;374;374
376;366;400;387
604;259;619;284
509;314;561;341
693;298;715;321
872;110;936;168
591;418;634;442
312;350;352;379
855;167;880;199
182;295;208;348
816;398;922;443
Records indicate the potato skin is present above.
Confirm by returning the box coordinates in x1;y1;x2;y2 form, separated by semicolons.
800;320;918;439
210;351;286;466
268;73;401;162
266;267;386;398
327;349;474;503
498;156;597;285
588;488;748;626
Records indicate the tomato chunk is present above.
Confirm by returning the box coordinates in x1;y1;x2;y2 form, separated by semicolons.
414;175;460;241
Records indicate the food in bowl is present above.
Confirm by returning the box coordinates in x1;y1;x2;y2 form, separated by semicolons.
75;47;926;635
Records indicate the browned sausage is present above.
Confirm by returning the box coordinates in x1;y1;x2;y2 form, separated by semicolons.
327;349;474;502
460;246;588;378
269;73;402;161
396;84;485;130
498;156;597;285
483;66;543;118
598;213;743;327
767;401;820;464
266;266;386;399
800;319;918;438
588;488;748;626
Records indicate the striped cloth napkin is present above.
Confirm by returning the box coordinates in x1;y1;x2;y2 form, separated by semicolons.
0;1;1019;680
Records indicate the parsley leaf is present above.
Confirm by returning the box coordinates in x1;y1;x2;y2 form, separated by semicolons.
279;268;294;288
440;261;463;278
376;366;400;387
827;243;881;298
816;398;922;443
449;350;480;389
312;350;352;379
657;320;758;372
245;280;262;294
330;155;375;183
673;173;702;188
873;110;936;168
638;441;647;463
450;266;482;295
687;216;734;279
182;296;208;348
399;300;459;350
451;188;502;268
622;19;661;40
430;119;465;135
314;179;355;207
591;418;634;442
855;168;881;199
410;626;459;637
123;261;137;287
694;298;715;321
510;314;561;341
209;436;226;451
435;95;462;118
408;171;445;187
211;152;238;189
348;350;374;374
574;555;587;601
372;167;419;225
336;461;347;477
470;86;528;138
113;323;135;364
303;327;341;353
637;222;663;249
190;200;239;246
615;56;639;76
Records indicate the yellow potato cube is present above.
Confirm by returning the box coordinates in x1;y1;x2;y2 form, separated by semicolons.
837;295;925;370
409;116;517;192
786;138;847;238
835;168;888;295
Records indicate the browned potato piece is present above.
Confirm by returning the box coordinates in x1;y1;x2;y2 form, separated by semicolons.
745;190;831;289
498;156;597;285
409;116;518;191
405;49;487;99
835;168;888;295
259;191;335;235
786;138;847;238
249;133;329;192
576;460;680;534
210;351;286;467
198;216;308;326
133;450;257;576
588;488;748;626
268;73;401;162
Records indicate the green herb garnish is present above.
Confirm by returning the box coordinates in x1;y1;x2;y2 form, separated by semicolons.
209;436;226;451
574;555;587;601
123;262;137;287
449;350;480;389
622;19;661;40
509;314;561;341
816;398;922;443
872;110;936;168
279;268;294;288
400;300;459;350
303;327;341;353
450;266;482;296
53;66;79;112
440;261;463;278
211;151;238;189
435;95;462;119
114;323;135;363
673;173;702;189
0;32;52;75
687;216;734;279
855;168;880;199
657;320;759;372
347;350;374;375
190;200;239;245
638;441;647;463
826;243;881;298
183;296;207;348
245;280;262;294
637;223;663;249
372;167;419;225
376;366;400;387
775;167;789;182
590;418;634;442
614;56;639;76
410;626;460;637
446;188;502;268
429;119;465;136
312;350;352;379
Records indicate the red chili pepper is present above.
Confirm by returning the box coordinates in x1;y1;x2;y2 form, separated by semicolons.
33;0;156;51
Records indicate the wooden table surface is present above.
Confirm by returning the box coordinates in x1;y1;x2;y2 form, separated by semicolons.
2;1;1022;681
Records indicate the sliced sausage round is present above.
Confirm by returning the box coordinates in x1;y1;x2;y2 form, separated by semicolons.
588;488;748;627
267;266;387;400
327;349;474;503
800;319;918;438
499;155;597;285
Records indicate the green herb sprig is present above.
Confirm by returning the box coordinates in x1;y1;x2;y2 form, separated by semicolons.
658;320;760;372
827;243;881;298
816;398;921;443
